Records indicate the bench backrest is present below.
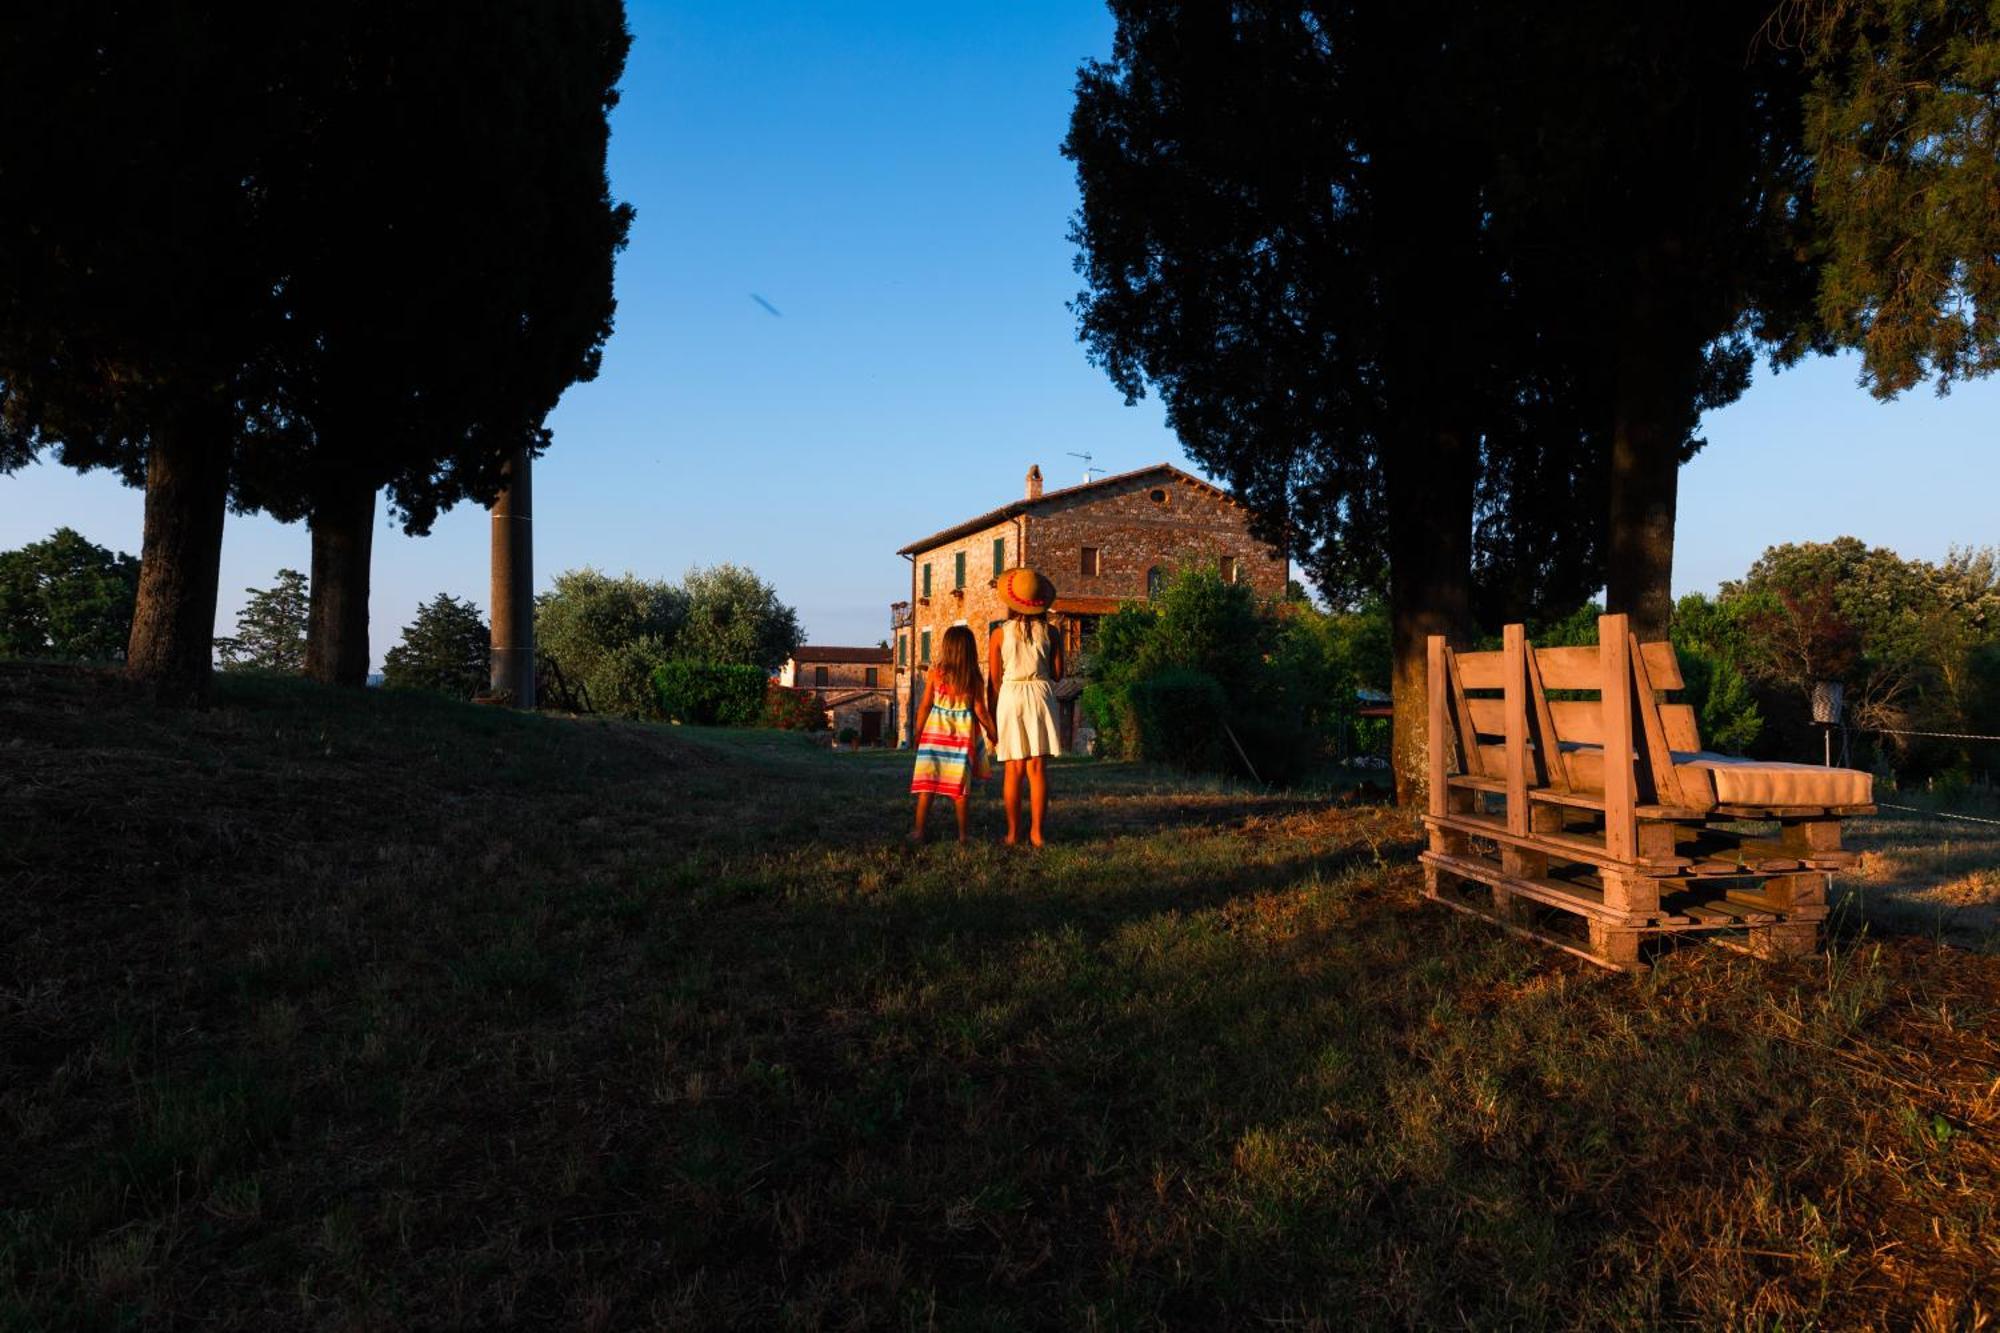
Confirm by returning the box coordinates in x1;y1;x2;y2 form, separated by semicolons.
1427;614;1708;857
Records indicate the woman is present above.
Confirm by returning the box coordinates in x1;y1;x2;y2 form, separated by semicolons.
988;566;1064;846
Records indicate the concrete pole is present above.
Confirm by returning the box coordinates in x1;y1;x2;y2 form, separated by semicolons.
489;447;536;708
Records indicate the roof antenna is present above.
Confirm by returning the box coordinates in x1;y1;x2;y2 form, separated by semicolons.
1067;450;1103;483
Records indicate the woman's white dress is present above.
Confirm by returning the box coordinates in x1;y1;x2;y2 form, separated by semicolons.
994;618;1064;762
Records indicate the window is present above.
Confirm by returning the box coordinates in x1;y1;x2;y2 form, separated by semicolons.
1080;546;1100;577
954;551;966;589
897;635;906;667
920;630;931;664
921;563;931;597
1146;566;1164;599
992;536;1005;576
814;666;828;687
865;667;878;687
1076;615;1101;654
1220;555;1239;584
1148;487;1168;505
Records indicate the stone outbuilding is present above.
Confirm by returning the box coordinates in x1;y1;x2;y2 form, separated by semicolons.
891;462;1289;747
778;646;894;743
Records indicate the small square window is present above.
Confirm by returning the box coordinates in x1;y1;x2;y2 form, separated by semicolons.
814;666;828;686
865;667;878;687
1081;546;1100;578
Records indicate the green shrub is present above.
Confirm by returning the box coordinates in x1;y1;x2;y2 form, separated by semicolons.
762;683;828;731
1128;668;1227;770
652;660;768;726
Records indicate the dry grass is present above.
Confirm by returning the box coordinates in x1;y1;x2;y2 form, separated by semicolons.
1845;797;2000;946
4;661;2000;1329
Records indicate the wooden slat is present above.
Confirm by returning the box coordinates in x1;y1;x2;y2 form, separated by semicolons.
1629;631;1690;808
1446;651;1486;778
1534;645;1601;690
1534;641;1684;691
1467;695;1507;737
1599;615;1635;862
1639;641;1684;691
1661;702;1701;752
1549;699;1602;746
1426;809;1689;872
1504;624;1529;837
1455;650;1505;689
1523;636;1571;792
1427;636;1447;820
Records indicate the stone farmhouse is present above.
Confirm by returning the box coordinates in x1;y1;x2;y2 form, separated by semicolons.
777;645;894;744
891;462;1289;747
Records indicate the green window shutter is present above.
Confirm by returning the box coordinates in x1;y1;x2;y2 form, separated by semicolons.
922;563;931;597
920;630;931;664
897;636;906;666
955;551;966;588
992;536;1005;575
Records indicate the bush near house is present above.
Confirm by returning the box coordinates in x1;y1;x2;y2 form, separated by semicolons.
1085;566;1382;783
762;683;828;731
651;660;768;727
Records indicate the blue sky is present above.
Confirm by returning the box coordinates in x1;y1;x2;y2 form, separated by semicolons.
3;1;1995;667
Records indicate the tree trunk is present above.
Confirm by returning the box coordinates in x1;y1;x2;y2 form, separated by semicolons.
125;412;230;706
1387;423;1477;806
489;447;535;707
304;478;377;686
1605;306;1686;643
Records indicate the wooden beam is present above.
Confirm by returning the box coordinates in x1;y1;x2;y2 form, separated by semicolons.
1523;637;1571;792
1446;649;1485;778
1599;614;1636;863
1504;623;1529;836
1628;631;1689;808
1427;635;1447;820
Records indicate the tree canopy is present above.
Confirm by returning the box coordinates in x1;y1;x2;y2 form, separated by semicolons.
0;2;633;700
382;594;491;699
0;527;140;662
215;570;310;674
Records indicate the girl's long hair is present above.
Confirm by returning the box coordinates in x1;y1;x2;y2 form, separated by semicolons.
935;624;982;698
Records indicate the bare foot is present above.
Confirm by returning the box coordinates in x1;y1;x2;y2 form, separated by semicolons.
905;830;924;846
1002;834;1020;846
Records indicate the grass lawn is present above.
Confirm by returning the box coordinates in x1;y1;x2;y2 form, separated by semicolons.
5;661;2000;1330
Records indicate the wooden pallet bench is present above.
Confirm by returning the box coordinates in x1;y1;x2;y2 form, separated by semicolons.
1420;613;1874;972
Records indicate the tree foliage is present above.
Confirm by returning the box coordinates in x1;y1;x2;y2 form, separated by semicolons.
535;566;801;720
1083;566;1379;783
677;564;803;674
0;527;139;661
215;570;310;674
1794;0;2000;394
0;3;634;700
381;594;490;699
1720;538;2000;773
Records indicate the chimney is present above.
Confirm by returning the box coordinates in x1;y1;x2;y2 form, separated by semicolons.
1025;464;1043;500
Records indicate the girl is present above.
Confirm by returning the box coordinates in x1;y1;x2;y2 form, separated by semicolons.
909;624;996;844
988;567;1064;847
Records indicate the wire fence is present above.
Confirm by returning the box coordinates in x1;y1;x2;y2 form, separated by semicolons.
1873;801;2000;831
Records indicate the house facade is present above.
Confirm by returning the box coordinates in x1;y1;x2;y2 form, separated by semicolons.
778;645;894;743
891;462;1289;747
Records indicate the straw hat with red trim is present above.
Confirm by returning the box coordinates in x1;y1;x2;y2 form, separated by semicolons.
996;566;1056;616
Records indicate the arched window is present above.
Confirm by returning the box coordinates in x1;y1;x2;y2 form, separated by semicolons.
1146;566;1164;599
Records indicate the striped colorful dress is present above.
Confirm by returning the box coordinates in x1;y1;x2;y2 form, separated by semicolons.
910;691;977;797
